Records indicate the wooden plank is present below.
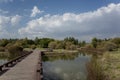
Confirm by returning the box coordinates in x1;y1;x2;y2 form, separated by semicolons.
0;49;41;80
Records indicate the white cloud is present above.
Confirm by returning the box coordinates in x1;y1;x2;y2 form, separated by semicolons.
0;14;21;38
19;3;120;40
0;15;10;38
30;6;44;17
11;15;21;26
0;16;10;25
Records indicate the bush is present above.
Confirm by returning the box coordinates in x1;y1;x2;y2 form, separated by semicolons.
104;42;117;51
86;57;108;80
69;44;76;50
0;47;5;52
7;45;23;57
0;39;9;47
48;41;57;49
30;45;36;49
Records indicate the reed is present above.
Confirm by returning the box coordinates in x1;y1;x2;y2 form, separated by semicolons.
86;57;109;80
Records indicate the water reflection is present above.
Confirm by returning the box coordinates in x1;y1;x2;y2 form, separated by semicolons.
42;53;91;80
0;59;8;65
0;53;8;65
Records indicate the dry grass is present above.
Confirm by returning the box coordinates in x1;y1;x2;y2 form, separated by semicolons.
99;49;120;80
86;57;108;80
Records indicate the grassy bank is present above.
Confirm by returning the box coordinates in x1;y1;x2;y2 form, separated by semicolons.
99;49;120;80
45;49;78;54
86;57;108;80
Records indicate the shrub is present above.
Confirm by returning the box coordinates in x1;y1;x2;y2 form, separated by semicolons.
0;39;9;47
30;45;36;49
104;42;117;51
48;41;57;49
7;45;23;57
86;57;108;80
69;44;76;50
0;47;5;52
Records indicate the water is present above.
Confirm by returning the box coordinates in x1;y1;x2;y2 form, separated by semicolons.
0;59;8;65
42;53;91;80
0;53;8;65
0;52;19;65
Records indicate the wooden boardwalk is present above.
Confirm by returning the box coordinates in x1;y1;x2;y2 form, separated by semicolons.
0;49;42;80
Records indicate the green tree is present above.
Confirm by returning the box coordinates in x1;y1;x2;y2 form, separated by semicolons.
64;37;78;45
91;37;98;48
79;41;86;47
39;38;54;48
35;37;39;45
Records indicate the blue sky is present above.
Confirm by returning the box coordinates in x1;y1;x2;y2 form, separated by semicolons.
0;0;120;40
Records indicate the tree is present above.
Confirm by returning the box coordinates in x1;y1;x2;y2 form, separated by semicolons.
38;38;54;48
79;41;86;47
64;37;78;45
35;37;39;45
91;37;98;48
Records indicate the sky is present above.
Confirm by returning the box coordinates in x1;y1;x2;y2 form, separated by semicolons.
0;0;120;41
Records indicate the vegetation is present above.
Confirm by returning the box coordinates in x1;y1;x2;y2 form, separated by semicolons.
91;37;98;48
99;49;120;80
0;47;5;52
79;37;120;52
86;56;108;80
0;37;81;50
7;45;23;59
0;37;120;79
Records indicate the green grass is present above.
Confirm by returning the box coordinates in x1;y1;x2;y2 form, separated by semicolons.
44;49;78;54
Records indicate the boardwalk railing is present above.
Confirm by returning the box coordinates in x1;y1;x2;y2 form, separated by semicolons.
0;51;32;71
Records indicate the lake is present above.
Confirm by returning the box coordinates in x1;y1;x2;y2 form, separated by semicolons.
42;53;91;80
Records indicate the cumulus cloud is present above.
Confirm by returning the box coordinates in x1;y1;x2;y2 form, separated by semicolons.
0;14;21;38
19;3;120;40
0;15;10;38
11;15;21;26
30;6;44;17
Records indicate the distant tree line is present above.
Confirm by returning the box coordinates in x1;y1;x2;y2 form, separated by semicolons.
0;37;120;52
0;37;86;51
